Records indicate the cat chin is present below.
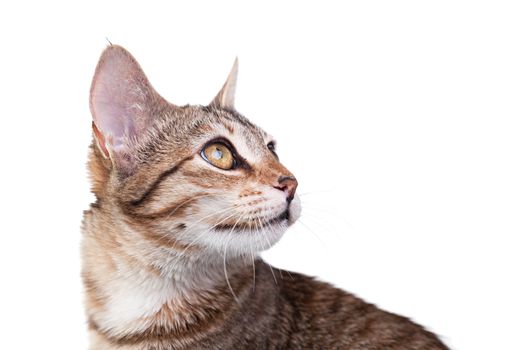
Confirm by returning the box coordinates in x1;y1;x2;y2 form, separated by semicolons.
194;223;285;257
194;197;302;257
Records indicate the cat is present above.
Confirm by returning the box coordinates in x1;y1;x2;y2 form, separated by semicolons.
82;45;448;350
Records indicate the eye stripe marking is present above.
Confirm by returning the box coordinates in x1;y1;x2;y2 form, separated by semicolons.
129;155;194;206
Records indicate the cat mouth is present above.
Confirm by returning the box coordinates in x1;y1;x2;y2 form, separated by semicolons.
270;209;290;224
214;209;290;232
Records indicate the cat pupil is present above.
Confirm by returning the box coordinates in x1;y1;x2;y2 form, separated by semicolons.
212;148;223;159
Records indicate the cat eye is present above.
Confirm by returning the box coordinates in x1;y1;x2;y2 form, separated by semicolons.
267;141;278;159
201;142;236;170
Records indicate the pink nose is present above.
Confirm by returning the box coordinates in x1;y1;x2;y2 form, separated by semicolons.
273;176;298;203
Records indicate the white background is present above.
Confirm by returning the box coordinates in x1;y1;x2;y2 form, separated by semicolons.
0;1;523;349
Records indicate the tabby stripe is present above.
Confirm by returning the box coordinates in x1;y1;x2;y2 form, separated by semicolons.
130;155;194;206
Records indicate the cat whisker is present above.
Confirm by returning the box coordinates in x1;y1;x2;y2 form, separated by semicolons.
285;270;295;281
297;190;334;197
154;194;228;243
164;201;242;242
160;203;240;255
299;203;344;217
298;210;338;231
178;204;237;233
299;207;354;240
162;193;224;230
160;208;240;270
177;208;241;256
248;233;256;292
256;213;278;285
296;218;327;248
298;203;345;219
149;208;232;252
299;198;353;222
223;214;245;303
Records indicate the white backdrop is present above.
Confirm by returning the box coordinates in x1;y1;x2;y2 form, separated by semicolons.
0;1;524;349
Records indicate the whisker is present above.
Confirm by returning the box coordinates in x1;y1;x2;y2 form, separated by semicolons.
154;194;234;242
299;209;354;241
177;202;241;233
163;201;242;244
299;204;344;217
177;208;240;256
298;210;338;232
160;207;242;270
256;215;278;285
249;236;256;292
223;214;245;303
297;218;327;248
297;190;334;197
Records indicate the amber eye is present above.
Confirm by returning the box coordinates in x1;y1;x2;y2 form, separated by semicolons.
201;142;236;170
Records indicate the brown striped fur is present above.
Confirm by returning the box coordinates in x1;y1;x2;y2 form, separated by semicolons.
82;45;448;349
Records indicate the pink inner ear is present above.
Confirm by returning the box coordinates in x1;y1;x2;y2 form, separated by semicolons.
90;46;152;153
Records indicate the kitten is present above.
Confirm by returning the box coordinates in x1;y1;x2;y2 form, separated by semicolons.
82;45;448;350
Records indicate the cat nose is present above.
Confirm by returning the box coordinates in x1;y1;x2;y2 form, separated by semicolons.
274;176;298;203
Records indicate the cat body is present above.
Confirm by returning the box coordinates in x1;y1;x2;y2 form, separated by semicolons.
82;45;448;350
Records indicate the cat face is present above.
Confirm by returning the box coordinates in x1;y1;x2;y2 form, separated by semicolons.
88;46;300;259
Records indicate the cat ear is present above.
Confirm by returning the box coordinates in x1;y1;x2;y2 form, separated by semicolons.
89;45;162;171
210;57;238;110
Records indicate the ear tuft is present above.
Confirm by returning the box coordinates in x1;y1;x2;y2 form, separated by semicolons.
210;57;238;110
92;122;109;158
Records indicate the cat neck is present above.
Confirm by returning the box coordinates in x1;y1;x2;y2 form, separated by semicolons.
82;205;255;342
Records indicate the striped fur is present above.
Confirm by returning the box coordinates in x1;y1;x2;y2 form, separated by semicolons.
82;46;448;349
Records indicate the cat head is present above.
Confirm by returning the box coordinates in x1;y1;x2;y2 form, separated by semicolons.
88;45;300;259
